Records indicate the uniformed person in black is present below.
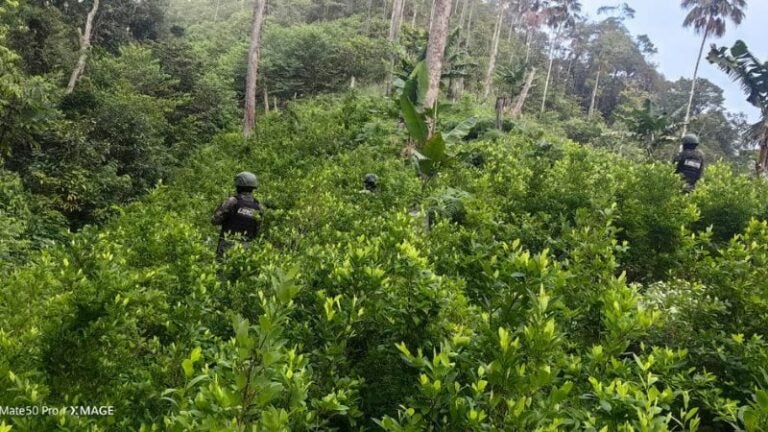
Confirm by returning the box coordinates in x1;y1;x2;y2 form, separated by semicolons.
360;173;380;194
212;171;262;258
673;134;705;192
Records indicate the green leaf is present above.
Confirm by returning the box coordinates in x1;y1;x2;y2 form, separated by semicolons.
400;94;428;144
444;116;478;143
731;40;748;57
599;400;612;412
756;390;768;410
412;61;429;108
422;132;446;162
182;347;202;378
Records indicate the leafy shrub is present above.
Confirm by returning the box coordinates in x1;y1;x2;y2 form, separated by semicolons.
2;94;768;431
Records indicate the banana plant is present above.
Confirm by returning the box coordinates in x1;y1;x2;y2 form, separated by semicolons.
707;40;768;176
397;60;476;183
619;98;683;158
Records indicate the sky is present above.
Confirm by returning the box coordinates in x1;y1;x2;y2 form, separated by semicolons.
579;0;768;122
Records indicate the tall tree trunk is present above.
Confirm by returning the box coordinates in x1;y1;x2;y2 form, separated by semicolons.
412;3;418;26
243;0;268;137
540;55;555;113
465;0;473;49
563;55;573;91
263;86;269;112
458;0;468;28
524;30;532;64
588;66;601;119
540;25;560;114
366;0;373;34
455;0;472;97
511;67;536;118
400;0;407;29
683;28;710;135
482;1;505;99
428;0;437;32
385;0;405;96
66;0;99;95
495;97;506;129
424;0;452;114
758;130;768;176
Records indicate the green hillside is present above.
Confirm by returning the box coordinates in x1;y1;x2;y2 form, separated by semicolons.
2;93;768;430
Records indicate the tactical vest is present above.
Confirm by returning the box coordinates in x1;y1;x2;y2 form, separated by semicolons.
676;150;704;184
222;196;261;239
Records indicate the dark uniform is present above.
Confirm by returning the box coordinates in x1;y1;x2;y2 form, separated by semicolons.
212;172;262;258
673;134;705;192
361;173;380;193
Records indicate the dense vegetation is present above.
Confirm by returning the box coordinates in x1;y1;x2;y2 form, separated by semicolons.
3;0;768;430
3;92;768;430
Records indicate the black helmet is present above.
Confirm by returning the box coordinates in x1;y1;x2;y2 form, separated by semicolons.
363;173;379;192
681;134;700;147
364;173;379;185
234;171;258;189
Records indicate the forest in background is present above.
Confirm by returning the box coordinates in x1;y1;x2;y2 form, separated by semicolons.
0;0;760;242
3;0;768;430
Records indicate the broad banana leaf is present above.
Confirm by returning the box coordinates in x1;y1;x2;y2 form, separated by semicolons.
400;93;428;144
445;116;478;144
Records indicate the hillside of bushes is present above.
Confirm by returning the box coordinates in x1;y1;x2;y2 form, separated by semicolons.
1;93;768;431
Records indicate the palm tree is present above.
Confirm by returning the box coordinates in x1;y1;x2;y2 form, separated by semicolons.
707;40;768;175
680;0;746;134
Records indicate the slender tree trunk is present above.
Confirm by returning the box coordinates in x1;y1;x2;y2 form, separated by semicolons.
399;0;406;33
524;30;532;64
511;67;535;118
424;0;452;114
495;97;506;129
428;0;437;32
465;0;473;49
683;28;710;135
66;0;99;94
243;0;268;137
563;55;573;91
540;55;555;113
412;3;418;26
455;0;472;97
385;0;405;95
214;0;221;21
482;1;505;99
588;67;601;119
540;26;560;114
366;0;373;34
263;86;269;112
758;132;768;176
458;0;468;28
